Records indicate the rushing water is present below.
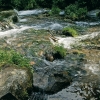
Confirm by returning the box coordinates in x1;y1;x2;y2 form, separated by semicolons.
0;9;100;100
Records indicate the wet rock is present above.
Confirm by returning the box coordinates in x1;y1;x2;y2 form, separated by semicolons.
0;20;18;31
33;68;71;94
0;10;19;31
0;64;33;100
59;11;65;16
45;71;71;93
87;9;100;20
0;21;9;31
33;53;86;94
48;73;100;100
44;52;54;62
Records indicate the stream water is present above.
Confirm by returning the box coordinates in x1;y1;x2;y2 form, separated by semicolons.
0;9;100;100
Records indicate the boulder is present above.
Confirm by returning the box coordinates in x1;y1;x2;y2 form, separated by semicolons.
0;64;33;100
33;59;72;94
0;10;19;31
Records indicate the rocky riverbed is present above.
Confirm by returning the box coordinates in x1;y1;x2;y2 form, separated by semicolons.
0;9;100;100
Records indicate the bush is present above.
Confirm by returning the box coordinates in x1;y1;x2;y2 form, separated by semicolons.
65;3;87;20
0;49;30;68
53;45;66;59
77;7;87;19
62;27;78;37
10;0;37;10
50;6;61;15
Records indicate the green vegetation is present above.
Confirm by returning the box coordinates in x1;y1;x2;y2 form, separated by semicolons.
0;10;15;21
62;27;78;37
0;49;30;68
0;0;99;11
65;3;87;20
0;0;99;20
53;45;66;58
49;6;60;15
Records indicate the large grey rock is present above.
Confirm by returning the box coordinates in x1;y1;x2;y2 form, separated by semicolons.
0;64;33;100
33;59;72;93
33;53;86;94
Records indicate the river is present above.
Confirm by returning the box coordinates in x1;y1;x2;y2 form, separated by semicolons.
0;9;100;100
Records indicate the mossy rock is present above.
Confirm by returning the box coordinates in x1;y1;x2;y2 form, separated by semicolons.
0;10;17;21
53;45;67;59
0;64;33;100
62;27;78;37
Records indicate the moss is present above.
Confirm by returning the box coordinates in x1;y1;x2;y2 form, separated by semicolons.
62;27;78;37
53;45;67;59
16;70;33;100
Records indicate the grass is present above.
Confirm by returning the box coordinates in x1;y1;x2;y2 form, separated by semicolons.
0;49;30;68
62;27;78;37
53;45;67;59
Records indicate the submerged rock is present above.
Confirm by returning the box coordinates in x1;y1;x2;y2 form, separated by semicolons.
0;64;33;100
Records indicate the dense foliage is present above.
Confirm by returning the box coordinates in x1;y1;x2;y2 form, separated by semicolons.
0;0;100;20
65;3;87;20
0;0;100;10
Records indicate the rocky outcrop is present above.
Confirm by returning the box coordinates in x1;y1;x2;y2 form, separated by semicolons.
0;20;18;31
0;10;19;31
0;64;33;100
33;59;72;94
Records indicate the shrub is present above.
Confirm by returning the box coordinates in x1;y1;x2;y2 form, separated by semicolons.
65;3;87;20
50;6;61;15
62;27;78;37
77;7;87;19
0;49;30;68
53;45;66;59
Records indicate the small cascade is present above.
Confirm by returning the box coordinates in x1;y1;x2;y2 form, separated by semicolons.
0;26;32;37
18;9;49;16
